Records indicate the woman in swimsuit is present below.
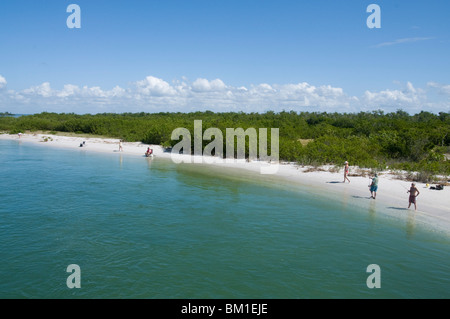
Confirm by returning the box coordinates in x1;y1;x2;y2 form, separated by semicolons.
344;161;350;183
407;183;420;210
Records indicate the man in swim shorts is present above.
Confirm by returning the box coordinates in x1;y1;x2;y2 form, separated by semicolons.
369;173;378;199
407;183;420;210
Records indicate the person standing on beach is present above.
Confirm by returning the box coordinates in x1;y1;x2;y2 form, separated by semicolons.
407;183;420;210
343;161;350;183
369;173;378;199
119;140;123;152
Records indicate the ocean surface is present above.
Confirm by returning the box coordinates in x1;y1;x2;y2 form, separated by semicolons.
0;139;449;298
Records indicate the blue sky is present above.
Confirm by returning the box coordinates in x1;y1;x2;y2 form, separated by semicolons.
0;0;449;114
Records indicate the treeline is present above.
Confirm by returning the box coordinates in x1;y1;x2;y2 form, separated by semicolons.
1;110;449;175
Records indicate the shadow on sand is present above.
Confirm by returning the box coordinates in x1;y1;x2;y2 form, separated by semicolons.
387;207;409;211
352;195;372;199
326;181;343;184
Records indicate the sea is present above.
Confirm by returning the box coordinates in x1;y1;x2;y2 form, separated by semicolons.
0;139;449;298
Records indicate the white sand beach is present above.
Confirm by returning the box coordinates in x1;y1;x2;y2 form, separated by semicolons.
2;132;449;233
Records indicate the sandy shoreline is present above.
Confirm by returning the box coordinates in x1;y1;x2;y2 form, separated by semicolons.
2;132;450;233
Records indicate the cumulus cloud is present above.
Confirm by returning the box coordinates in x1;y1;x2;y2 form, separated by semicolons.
0;75;7;89
57;84;79;98
23;82;53;97
0;76;448;114
135;76;176;96
192;78;226;92
362;82;426;109
427;82;450;95
20;82;127;101
274;82;347;106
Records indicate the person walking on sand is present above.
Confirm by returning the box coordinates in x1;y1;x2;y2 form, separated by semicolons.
407;183;420;210
343;161;350;183
119;140;123;152
369;173;378;199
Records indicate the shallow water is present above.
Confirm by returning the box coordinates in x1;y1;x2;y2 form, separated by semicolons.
0;140;449;298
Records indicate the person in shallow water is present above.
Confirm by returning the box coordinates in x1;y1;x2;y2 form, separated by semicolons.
145;147;153;157
407;183;420;210
369;173;378;199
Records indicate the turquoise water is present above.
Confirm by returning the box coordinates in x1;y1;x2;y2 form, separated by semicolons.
0;139;449;298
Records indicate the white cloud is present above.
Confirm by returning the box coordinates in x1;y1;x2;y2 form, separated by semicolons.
362;82;427;112
57;84;79;98
135;76;176;96
373;37;434;48
192;78;226;92
253;83;275;93
23;82;53;97
0;76;448;114
21;82;126;100
427;82;450;95
0;75;7;89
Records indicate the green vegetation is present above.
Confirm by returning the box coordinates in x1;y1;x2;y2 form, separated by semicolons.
1;110;449;177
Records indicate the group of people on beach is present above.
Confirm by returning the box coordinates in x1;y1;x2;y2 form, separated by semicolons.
343;161;420;210
117;140;154;157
